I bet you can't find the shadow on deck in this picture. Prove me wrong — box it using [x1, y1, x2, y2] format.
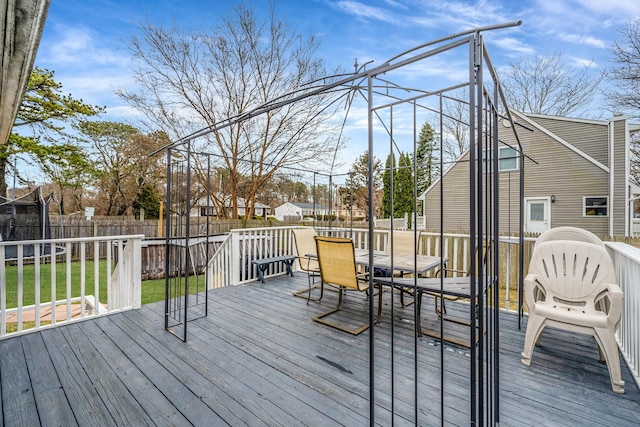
[1, 274, 638, 426]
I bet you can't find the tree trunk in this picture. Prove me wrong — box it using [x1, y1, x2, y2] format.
[0, 156, 7, 198]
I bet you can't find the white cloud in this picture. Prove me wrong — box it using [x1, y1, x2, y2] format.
[569, 56, 600, 68]
[40, 24, 130, 68]
[333, 1, 398, 24]
[60, 71, 133, 94]
[492, 37, 536, 55]
[576, 0, 640, 18]
[422, 0, 514, 31]
[103, 105, 146, 121]
[557, 32, 607, 49]
[381, 0, 409, 11]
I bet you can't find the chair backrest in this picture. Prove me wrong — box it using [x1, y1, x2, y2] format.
[314, 236, 365, 291]
[470, 240, 491, 276]
[529, 240, 616, 301]
[292, 227, 319, 271]
[534, 226, 604, 250]
[386, 230, 418, 256]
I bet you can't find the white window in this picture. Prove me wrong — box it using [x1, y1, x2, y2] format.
[483, 146, 519, 172]
[584, 196, 608, 217]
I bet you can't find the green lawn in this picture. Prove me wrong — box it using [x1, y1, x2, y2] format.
[2, 260, 203, 308]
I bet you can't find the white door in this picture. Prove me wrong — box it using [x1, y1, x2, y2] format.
[525, 198, 551, 234]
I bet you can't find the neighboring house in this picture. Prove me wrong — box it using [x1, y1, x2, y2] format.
[273, 202, 329, 221]
[193, 196, 271, 218]
[420, 111, 640, 237]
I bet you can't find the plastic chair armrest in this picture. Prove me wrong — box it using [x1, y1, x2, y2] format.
[524, 273, 544, 308]
[602, 283, 624, 325]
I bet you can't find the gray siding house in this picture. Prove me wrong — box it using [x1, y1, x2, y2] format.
[420, 111, 640, 237]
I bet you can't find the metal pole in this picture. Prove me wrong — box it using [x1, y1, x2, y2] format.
[367, 71, 376, 426]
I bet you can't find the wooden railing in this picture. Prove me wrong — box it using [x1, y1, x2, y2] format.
[0, 235, 144, 339]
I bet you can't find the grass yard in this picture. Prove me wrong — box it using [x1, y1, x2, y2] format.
[2, 260, 207, 309]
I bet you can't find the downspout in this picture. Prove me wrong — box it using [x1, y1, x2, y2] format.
[624, 118, 630, 237]
[609, 113, 630, 237]
[609, 118, 615, 237]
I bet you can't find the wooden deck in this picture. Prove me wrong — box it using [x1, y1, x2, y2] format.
[1, 274, 638, 426]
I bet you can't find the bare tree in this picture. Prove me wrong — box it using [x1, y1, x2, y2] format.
[119, 3, 342, 219]
[609, 17, 640, 118]
[501, 52, 604, 117]
[435, 53, 604, 169]
[609, 16, 640, 185]
[438, 91, 470, 164]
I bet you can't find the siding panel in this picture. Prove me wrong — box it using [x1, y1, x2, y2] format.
[528, 115, 609, 165]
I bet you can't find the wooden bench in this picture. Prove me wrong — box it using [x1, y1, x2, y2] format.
[252, 255, 296, 283]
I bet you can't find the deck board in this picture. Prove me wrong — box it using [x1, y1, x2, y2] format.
[0, 337, 40, 426]
[40, 327, 118, 426]
[1, 274, 638, 426]
[77, 319, 192, 426]
[92, 315, 226, 426]
[20, 333, 78, 427]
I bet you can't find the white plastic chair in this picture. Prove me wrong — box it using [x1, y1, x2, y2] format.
[532, 226, 605, 250]
[521, 234, 625, 393]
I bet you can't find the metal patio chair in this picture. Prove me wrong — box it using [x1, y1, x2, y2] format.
[292, 227, 322, 303]
[312, 236, 382, 335]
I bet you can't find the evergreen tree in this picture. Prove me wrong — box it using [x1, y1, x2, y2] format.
[6, 67, 103, 197]
[382, 153, 395, 217]
[133, 184, 161, 219]
[381, 151, 414, 225]
[395, 152, 414, 221]
[345, 151, 383, 221]
[416, 122, 439, 196]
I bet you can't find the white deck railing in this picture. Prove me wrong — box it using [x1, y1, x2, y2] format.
[0, 235, 143, 339]
[375, 213, 408, 230]
[605, 242, 640, 389]
[206, 226, 390, 287]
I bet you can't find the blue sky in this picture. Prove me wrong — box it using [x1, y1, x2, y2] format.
[32, 0, 640, 175]
[36, 0, 640, 118]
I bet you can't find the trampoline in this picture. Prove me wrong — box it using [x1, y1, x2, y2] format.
[0, 187, 64, 260]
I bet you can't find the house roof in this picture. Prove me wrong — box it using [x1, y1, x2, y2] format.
[284, 202, 328, 210]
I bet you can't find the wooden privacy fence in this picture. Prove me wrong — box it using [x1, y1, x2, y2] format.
[49, 216, 373, 240]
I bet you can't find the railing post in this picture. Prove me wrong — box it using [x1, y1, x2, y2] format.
[230, 230, 240, 286]
[131, 236, 142, 309]
[0, 246, 5, 337]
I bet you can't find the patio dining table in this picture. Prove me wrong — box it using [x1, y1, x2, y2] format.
[352, 249, 446, 275]
[305, 249, 446, 276]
